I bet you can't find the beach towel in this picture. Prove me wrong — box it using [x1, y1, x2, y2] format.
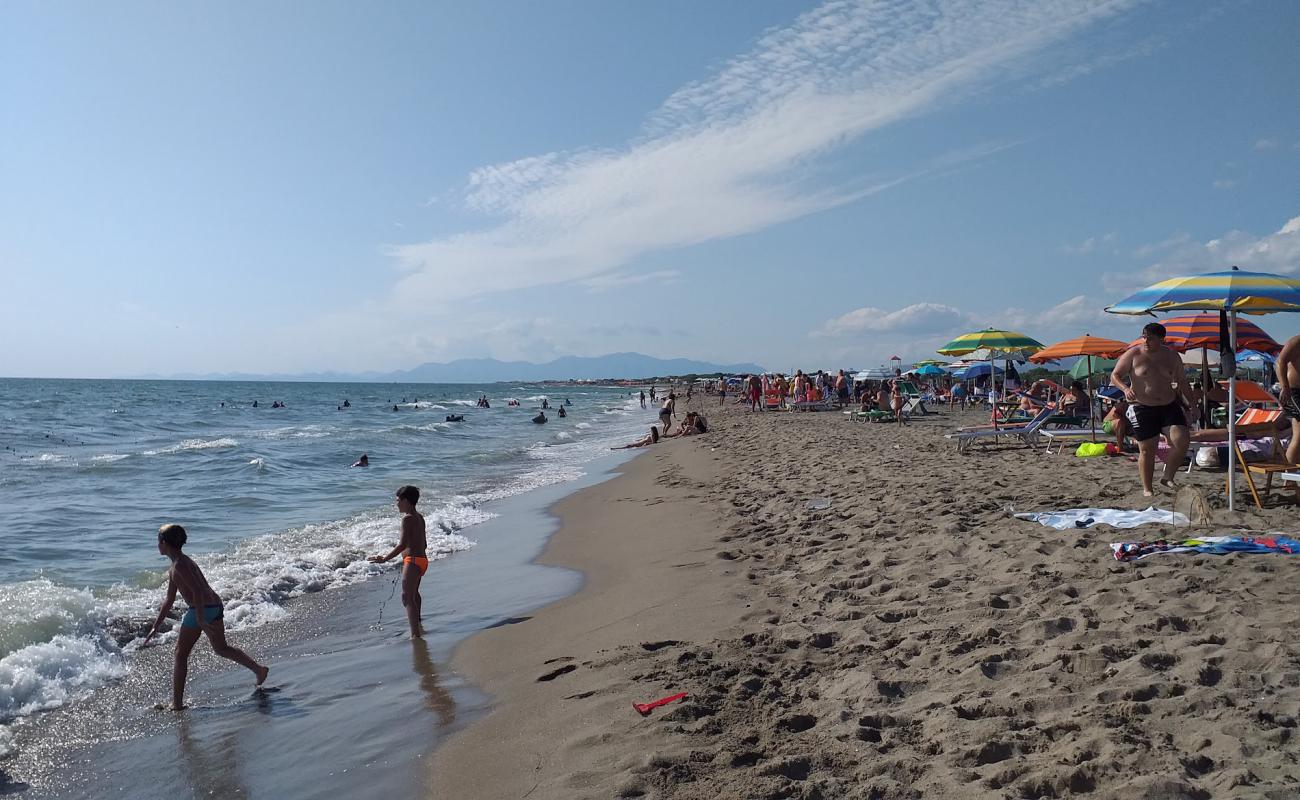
[1014, 507, 1189, 530]
[1111, 534, 1300, 562]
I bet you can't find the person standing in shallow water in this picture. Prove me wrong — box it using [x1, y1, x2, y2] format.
[369, 485, 428, 639]
[143, 524, 269, 709]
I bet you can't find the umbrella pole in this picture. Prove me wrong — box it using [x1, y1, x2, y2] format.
[991, 353, 998, 430]
[1227, 312, 1238, 512]
[1201, 347, 1211, 428]
[1088, 355, 1096, 442]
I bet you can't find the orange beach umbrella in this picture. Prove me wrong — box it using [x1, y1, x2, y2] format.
[1029, 335, 1130, 442]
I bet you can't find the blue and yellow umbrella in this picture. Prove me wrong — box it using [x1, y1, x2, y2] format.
[1105, 266, 1300, 510]
[1105, 267, 1300, 315]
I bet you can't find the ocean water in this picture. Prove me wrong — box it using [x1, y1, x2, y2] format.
[0, 378, 655, 754]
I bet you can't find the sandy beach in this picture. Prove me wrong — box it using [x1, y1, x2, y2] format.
[432, 398, 1300, 799]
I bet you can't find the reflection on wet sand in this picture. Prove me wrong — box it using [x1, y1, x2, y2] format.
[411, 641, 456, 726]
[177, 715, 249, 799]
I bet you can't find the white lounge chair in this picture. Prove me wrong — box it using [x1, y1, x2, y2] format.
[946, 406, 1055, 453]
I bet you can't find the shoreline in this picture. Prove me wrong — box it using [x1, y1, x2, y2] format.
[429, 421, 749, 798]
[0, 446, 644, 799]
[428, 401, 1300, 799]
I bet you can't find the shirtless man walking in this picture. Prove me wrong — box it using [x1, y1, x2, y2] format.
[1273, 333, 1300, 463]
[1110, 322, 1193, 497]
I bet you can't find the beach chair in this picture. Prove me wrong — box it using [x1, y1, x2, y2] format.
[896, 381, 933, 416]
[946, 406, 1056, 453]
[1230, 442, 1300, 509]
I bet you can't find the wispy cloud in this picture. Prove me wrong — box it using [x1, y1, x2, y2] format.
[389, 0, 1148, 305]
[1254, 137, 1280, 151]
[1103, 214, 1300, 294]
[1212, 178, 1237, 190]
[1062, 232, 1116, 255]
[578, 269, 681, 291]
[814, 302, 969, 337]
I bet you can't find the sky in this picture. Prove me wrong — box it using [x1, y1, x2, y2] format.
[3, 0, 1299, 378]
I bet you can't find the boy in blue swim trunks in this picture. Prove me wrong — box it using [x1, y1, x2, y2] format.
[143, 524, 269, 709]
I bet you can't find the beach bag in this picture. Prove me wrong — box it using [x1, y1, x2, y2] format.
[1195, 446, 1220, 468]
[1075, 442, 1107, 458]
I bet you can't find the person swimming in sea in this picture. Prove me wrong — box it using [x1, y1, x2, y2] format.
[393, 404, 400, 412]
[143, 524, 269, 709]
[368, 485, 428, 639]
[557, 406, 566, 418]
[446, 414, 464, 422]
[352, 453, 369, 467]
[541, 399, 549, 410]
[533, 411, 547, 424]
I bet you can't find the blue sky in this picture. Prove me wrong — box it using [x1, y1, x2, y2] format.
[3, 0, 1299, 378]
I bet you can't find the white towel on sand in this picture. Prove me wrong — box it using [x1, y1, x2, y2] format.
[1014, 506, 1189, 530]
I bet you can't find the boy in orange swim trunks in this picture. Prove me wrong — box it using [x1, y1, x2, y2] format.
[369, 485, 428, 638]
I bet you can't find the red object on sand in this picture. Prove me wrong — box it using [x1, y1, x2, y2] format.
[634, 692, 687, 716]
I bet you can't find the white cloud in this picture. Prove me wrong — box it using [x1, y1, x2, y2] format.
[1254, 138, 1280, 151]
[1103, 214, 1300, 295]
[388, 0, 1147, 305]
[1212, 179, 1237, 190]
[579, 269, 682, 291]
[1062, 232, 1116, 255]
[815, 302, 968, 337]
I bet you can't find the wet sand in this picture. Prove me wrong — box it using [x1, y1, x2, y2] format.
[0, 453, 636, 800]
[431, 399, 1300, 799]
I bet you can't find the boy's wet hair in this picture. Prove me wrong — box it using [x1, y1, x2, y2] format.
[158, 523, 187, 549]
[396, 485, 420, 505]
[1142, 322, 1166, 338]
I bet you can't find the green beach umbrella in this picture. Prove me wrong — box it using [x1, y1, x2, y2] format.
[1069, 357, 1117, 380]
[938, 329, 1045, 427]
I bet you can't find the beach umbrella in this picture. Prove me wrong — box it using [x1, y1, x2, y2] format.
[1028, 335, 1130, 441]
[938, 329, 1045, 427]
[911, 359, 949, 368]
[1124, 313, 1281, 428]
[914, 364, 947, 376]
[1105, 266, 1300, 510]
[1068, 357, 1117, 379]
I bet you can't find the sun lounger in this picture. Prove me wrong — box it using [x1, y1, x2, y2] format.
[946, 406, 1056, 453]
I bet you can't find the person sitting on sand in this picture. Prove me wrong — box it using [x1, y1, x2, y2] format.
[876, 383, 890, 413]
[668, 412, 708, 437]
[368, 486, 428, 639]
[614, 426, 660, 449]
[352, 453, 369, 467]
[143, 524, 269, 709]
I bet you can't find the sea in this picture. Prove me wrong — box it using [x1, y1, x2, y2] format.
[0, 378, 658, 782]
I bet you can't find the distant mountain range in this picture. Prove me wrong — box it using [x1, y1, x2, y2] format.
[133, 353, 765, 383]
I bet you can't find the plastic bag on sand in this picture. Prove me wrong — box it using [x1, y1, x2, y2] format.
[1075, 442, 1108, 457]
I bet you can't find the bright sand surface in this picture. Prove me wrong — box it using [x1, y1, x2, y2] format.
[430, 398, 1300, 799]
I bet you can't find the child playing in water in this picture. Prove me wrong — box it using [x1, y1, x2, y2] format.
[143, 524, 269, 709]
[369, 485, 428, 639]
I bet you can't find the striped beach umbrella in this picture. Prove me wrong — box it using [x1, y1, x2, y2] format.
[1105, 266, 1300, 510]
[1028, 335, 1130, 441]
[1105, 267, 1300, 315]
[1123, 313, 1280, 354]
[937, 329, 1044, 357]
[938, 329, 1044, 427]
[1028, 335, 1130, 363]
